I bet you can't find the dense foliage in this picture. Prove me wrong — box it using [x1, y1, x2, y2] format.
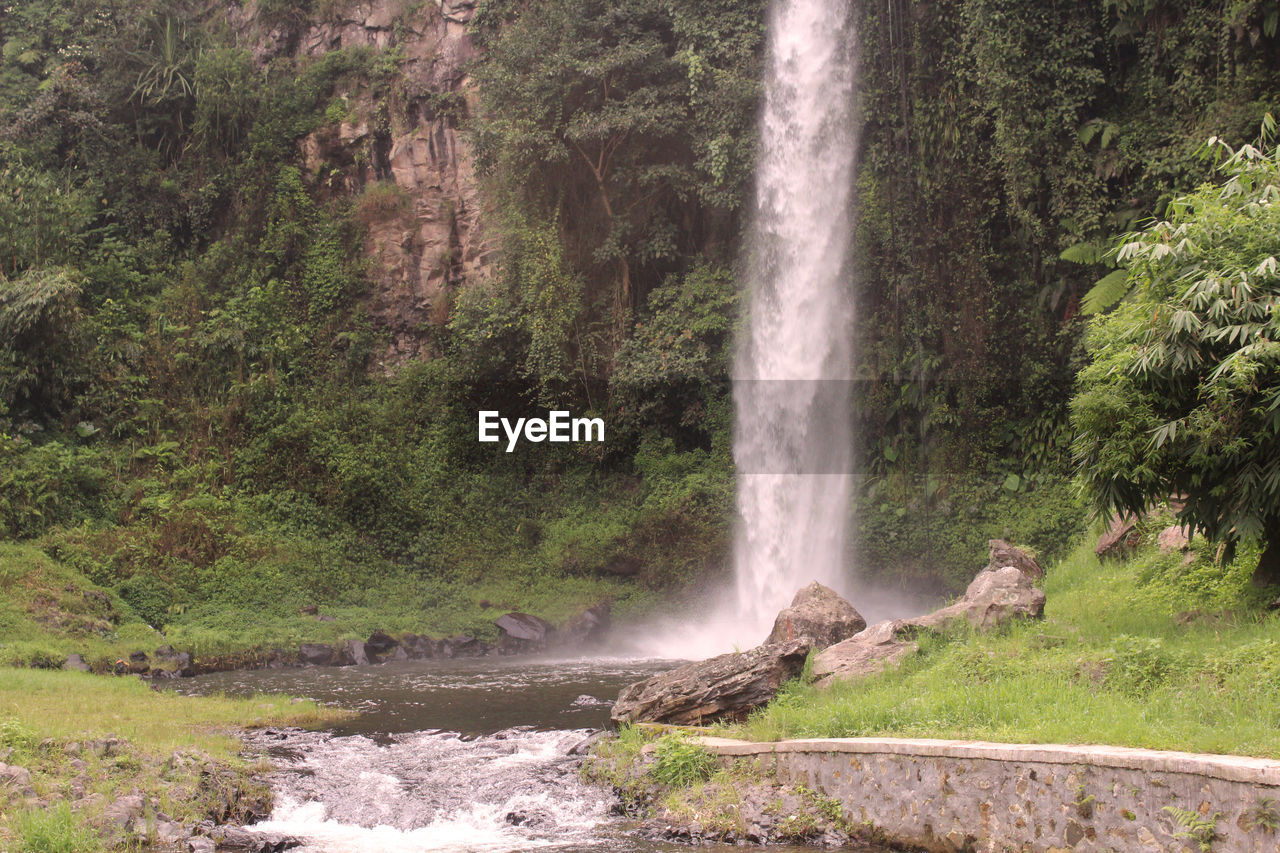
[1073, 134, 1280, 583]
[1, 0, 1278, 652]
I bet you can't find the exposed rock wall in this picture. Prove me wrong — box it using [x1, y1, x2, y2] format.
[231, 0, 495, 365]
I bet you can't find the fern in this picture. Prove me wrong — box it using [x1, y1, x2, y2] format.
[1081, 269, 1131, 314]
[1163, 805, 1220, 852]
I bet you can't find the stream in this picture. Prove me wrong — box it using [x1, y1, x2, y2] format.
[171, 657, 879, 853]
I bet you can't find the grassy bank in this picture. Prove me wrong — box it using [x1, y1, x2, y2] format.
[726, 524, 1280, 758]
[0, 539, 642, 670]
[0, 668, 345, 851]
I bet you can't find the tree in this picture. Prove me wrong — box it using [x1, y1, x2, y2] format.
[1071, 130, 1280, 585]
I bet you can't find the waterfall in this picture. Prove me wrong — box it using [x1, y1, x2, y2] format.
[732, 0, 859, 635]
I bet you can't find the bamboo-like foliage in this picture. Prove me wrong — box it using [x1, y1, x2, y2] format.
[1072, 128, 1280, 582]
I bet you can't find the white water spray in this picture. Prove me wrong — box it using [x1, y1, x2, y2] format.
[731, 0, 859, 636]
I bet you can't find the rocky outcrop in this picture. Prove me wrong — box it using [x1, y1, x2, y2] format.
[764, 581, 865, 649]
[811, 620, 919, 687]
[63, 653, 90, 672]
[987, 539, 1044, 580]
[228, 0, 495, 366]
[611, 640, 812, 726]
[910, 566, 1046, 632]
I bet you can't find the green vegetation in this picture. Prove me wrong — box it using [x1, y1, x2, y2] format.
[650, 733, 717, 787]
[0, 667, 344, 849]
[1073, 132, 1280, 584]
[728, 528, 1280, 757]
[583, 726, 860, 844]
[11, 803, 103, 853]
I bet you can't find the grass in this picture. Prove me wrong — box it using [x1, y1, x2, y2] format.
[0, 667, 347, 849]
[11, 803, 103, 853]
[726, 523, 1280, 758]
[0, 668, 340, 756]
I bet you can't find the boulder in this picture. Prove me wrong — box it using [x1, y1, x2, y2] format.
[203, 826, 300, 852]
[494, 612, 553, 643]
[443, 635, 490, 658]
[910, 566, 1046, 632]
[298, 644, 335, 666]
[1157, 525, 1191, 553]
[764, 582, 865, 649]
[365, 631, 399, 656]
[560, 602, 611, 646]
[1096, 513, 1140, 559]
[811, 620, 919, 687]
[347, 640, 372, 666]
[401, 634, 441, 659]
[987, 539, 1044, 580]
[63, 653, 91, 672]
[611, 639, 813, 725]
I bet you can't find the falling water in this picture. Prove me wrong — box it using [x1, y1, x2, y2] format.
[732, 0, 859, 635]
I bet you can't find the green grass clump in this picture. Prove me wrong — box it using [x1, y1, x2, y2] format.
[12, 803, 104, 853]
[730, 532, 1280, 757]
[651, 734, 717, 787]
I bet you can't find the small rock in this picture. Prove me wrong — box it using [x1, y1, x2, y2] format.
[495, 612, 553, 644]
[347, 640, 372, 666]
[988, 539, 1045, 579]
[612, 639, 812, 725]
[63, 653, 91, 672]
[104, 793, 145, 828]
[0, 763, 32, 789]
[187, 838, 216, 853]
[1096, 513, 1140, 559]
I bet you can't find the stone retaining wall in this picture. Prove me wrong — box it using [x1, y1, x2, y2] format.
[695, 736, 1280, 852]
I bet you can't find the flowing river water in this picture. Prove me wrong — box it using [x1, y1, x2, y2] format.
[172, 657, 886, 853]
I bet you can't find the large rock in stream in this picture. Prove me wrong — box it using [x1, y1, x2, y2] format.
[611, 640, 812, 725]
[764, 581, 865, 649]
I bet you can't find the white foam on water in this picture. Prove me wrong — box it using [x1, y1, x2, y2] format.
[242, 728, 617, 853]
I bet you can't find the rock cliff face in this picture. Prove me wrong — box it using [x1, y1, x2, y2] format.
[232, 0, 494, 365]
